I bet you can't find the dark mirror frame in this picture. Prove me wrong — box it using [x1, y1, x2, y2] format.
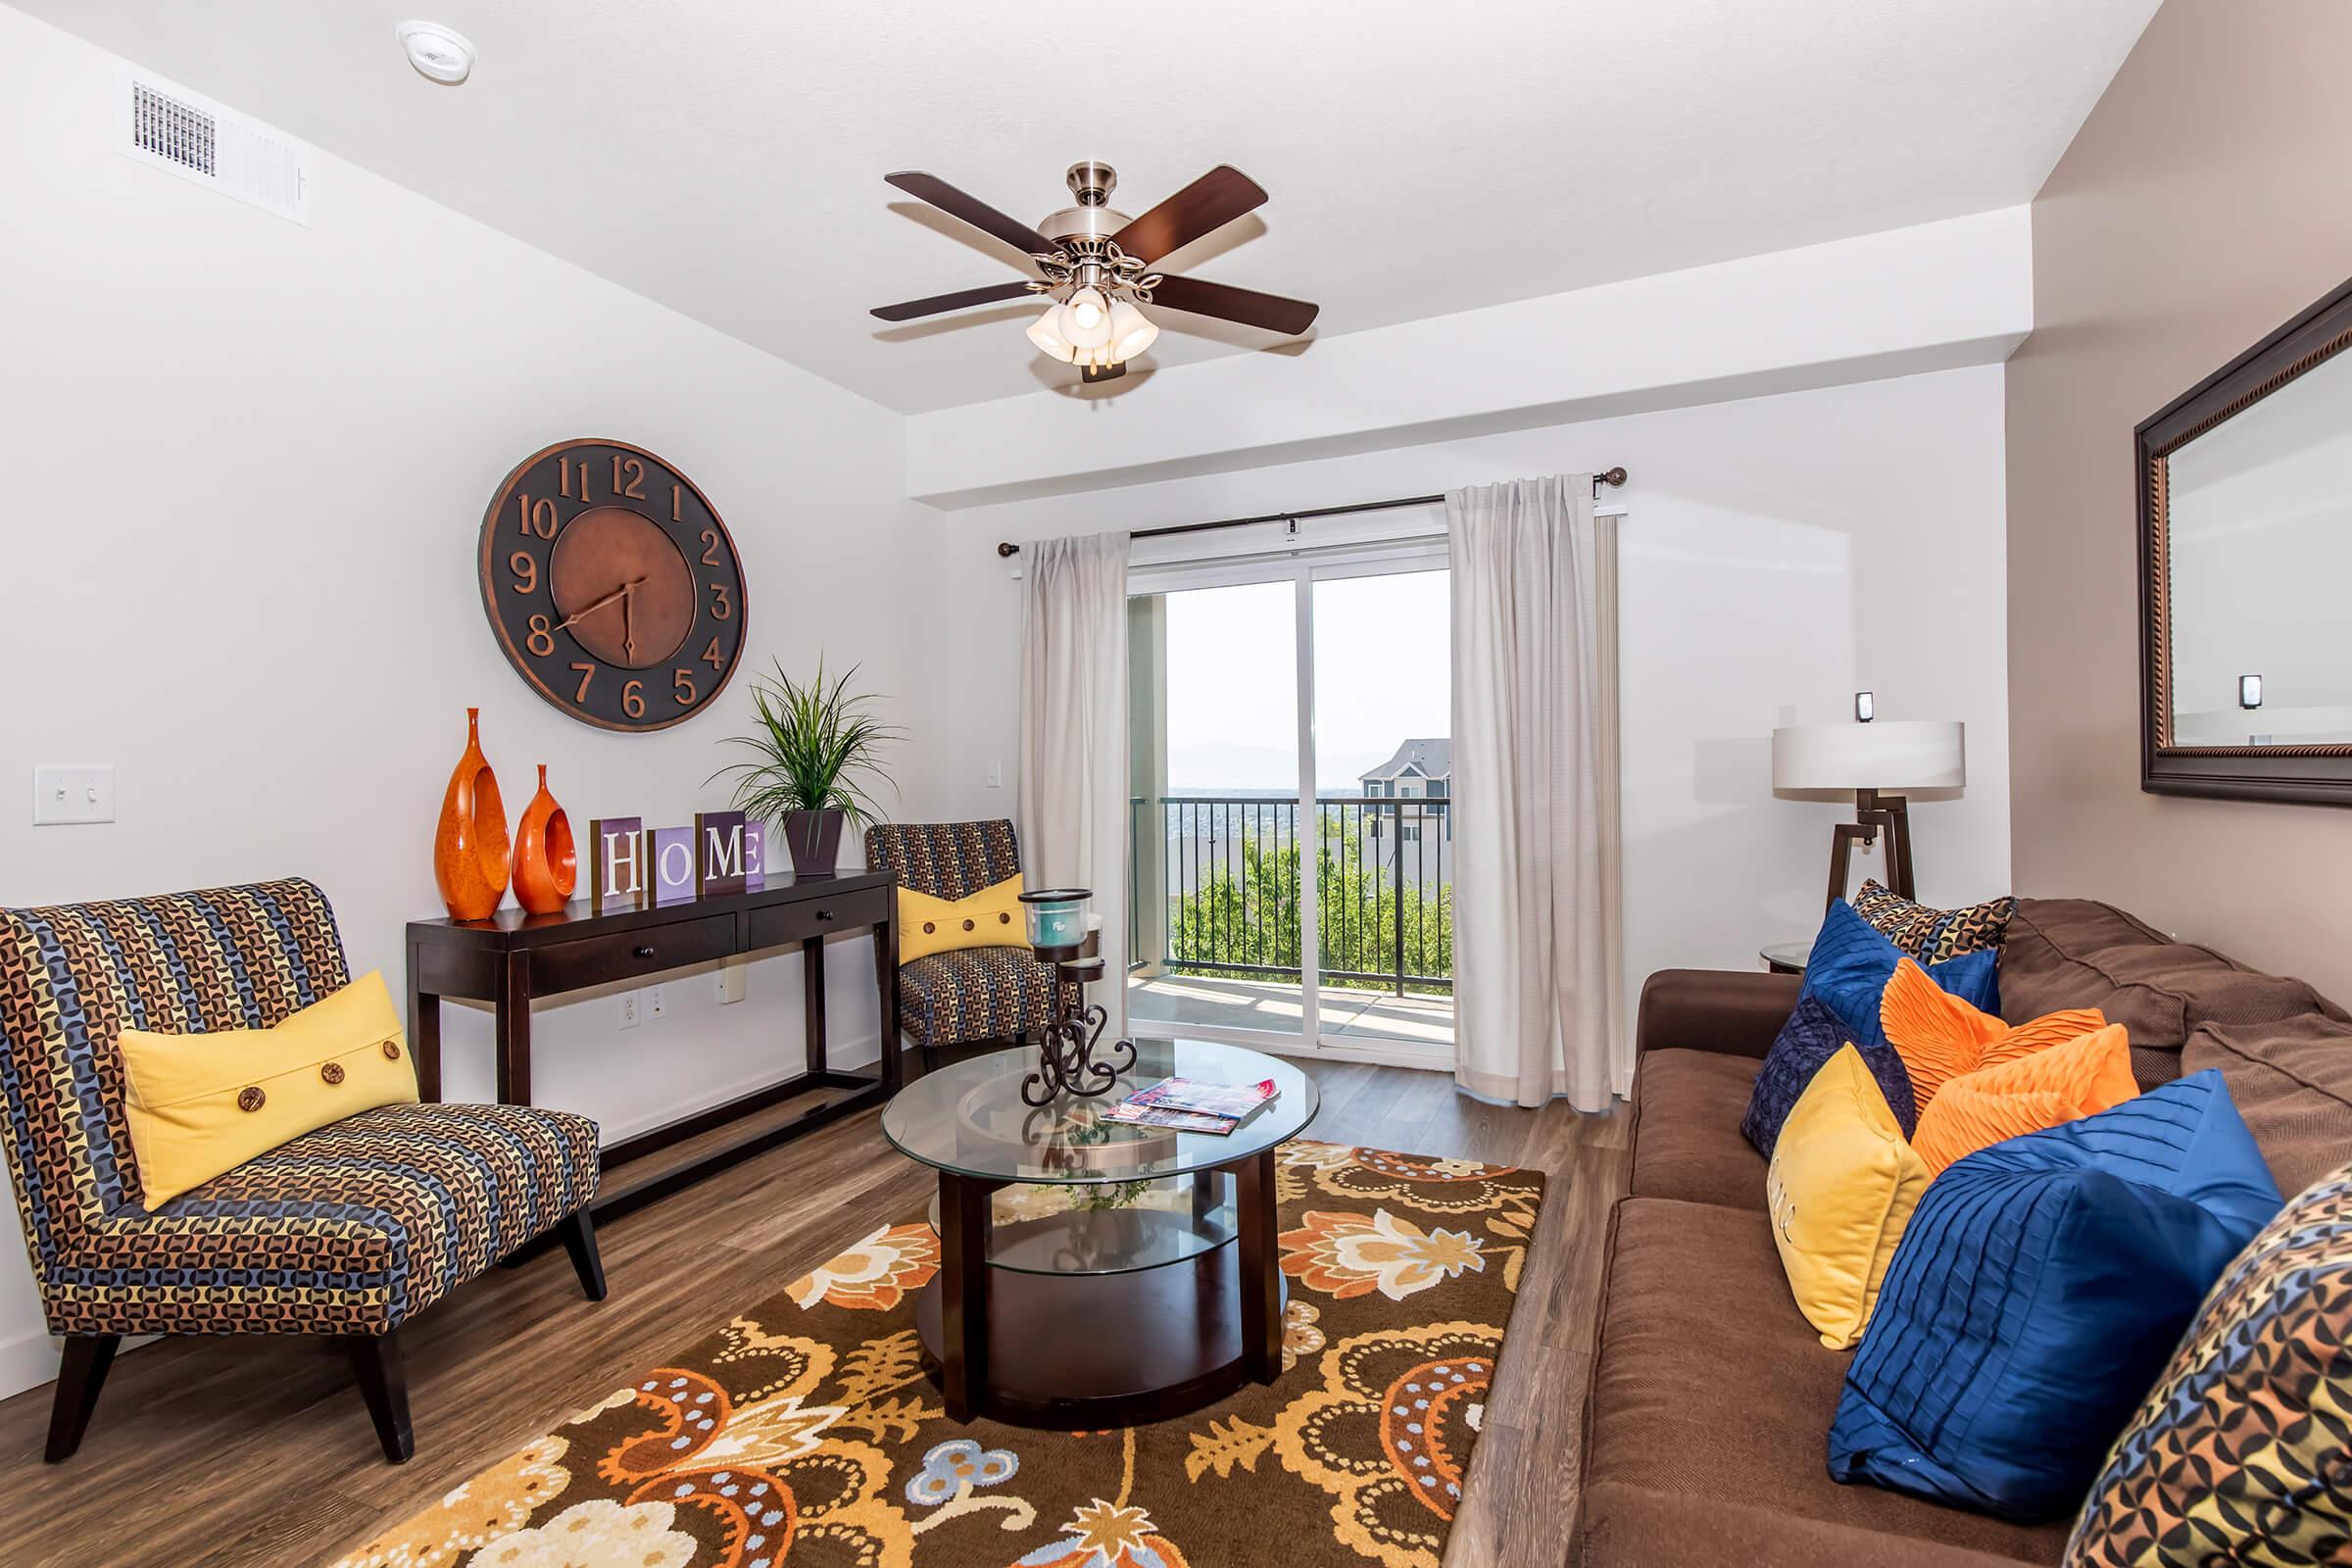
[2138, 272, 2352, 807]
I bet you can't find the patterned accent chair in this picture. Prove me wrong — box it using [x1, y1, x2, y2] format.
[0, 879, 607, 1464]
[864, 820, 1059, 1071]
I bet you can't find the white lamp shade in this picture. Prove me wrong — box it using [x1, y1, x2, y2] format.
[1025, 306, 1077, 363]
[1107, 298, 1158, 360]
[1772, 720, 1965, 791]
[1061, 287, 1112, 349]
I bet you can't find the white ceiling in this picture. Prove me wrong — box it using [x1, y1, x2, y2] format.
[19, 0, 2158, 414]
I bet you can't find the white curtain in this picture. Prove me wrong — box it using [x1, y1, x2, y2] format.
[1447, 476, 1626, 1110]
[1016, 531, 1133, 1037]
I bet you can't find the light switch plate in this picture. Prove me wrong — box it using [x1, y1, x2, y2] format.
[986, 760, 1004, 789]
[32, 765, 115, 825]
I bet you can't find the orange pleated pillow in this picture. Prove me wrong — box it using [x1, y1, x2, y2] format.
[1909, 1023, 2139, 1175]
[1878, 957, 2109, 1111]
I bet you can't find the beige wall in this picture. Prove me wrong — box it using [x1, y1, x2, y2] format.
[2007, 0, 2352, 1000]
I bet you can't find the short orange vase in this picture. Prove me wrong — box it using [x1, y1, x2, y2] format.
[513, 764, 577, 914]
[433, 708, 511, 921]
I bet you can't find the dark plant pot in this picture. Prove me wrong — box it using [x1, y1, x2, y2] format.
[782, 809, 845, 876]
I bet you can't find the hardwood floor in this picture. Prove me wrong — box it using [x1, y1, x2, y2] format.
[0, 1058, 1630, 1567]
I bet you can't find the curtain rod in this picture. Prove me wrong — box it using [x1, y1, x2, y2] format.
[993, 466, 1628, 558]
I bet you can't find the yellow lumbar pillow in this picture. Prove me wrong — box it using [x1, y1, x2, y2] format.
[898, 873, 1026, 963]
[119, 970, 419, 1208]
[1765, 1043, 1931, 1349]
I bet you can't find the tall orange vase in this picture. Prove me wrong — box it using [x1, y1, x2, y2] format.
[512, 764, 577, 914]
[433, 708, 511, 920]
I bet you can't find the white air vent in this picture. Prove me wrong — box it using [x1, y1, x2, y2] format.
[113, 64, 310, 225]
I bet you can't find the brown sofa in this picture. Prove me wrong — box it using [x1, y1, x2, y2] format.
[1573, 898, 2352, 1567]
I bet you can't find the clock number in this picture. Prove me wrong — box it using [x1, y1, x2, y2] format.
[508, 551, 538, 595]
[515, 494, 558, 539]
[671, 484, 684, 523]
[622, 680, 647, 720]
[612, 455, 647, 499]
[559, 458, 573, 499]
[569, 662, 595, 704]
[709, 582, 732, 620]
[700, 528, 721, 566]
[701, 637, 725, 671]
[525, 614, 556, 657]
[672, 668, 697, 706]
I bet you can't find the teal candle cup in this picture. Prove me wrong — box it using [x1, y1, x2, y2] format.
[1018, 888, 1092, 957]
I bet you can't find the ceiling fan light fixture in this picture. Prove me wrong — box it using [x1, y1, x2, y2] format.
[1061, 286, 1113, 349]
[1107, 299, 1158, 360]
[1025, 304, 1077, 363]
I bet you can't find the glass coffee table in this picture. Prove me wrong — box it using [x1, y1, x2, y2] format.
[881, 1038, 1318, 1428]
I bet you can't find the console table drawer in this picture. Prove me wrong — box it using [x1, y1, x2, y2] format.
[531, 914, 738, 992]
[748, 887, 890, 950]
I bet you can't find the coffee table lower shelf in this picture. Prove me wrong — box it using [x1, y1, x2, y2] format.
[913, 1247, 1287, 1429]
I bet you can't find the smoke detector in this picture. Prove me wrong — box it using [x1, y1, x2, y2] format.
[396, 21, 475, 84]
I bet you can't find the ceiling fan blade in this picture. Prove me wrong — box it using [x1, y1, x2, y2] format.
[1111, 166, 1268, 265]
[869, 281, 1036, 322]
[884, 172, 1060, 259]
[1147, 274, 1319, 335]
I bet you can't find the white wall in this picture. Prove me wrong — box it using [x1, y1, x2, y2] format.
[0, 8, 945, 1397]
[935, 365, 2014, 1051]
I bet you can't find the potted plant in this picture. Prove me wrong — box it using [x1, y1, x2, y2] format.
[710, 660, 900, 876]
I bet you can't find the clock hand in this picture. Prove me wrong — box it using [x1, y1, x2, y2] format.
[622, 579, 637, 661]
[552, 577, 645, 634]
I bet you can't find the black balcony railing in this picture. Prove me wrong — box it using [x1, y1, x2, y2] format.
[1127, 794, 1453, 996]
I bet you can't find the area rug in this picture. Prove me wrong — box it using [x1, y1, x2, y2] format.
[331, 1140, 1544, 1568]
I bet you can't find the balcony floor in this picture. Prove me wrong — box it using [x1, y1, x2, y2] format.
[1128, 971, 1455, 1050]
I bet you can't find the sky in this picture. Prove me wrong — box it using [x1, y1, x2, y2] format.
[1157, 568, 1449, 791]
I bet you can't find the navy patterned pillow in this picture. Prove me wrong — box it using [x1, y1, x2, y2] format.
[1741, 993, 1919, 1157]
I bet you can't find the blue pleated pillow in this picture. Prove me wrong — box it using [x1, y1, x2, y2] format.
[1803, 898, 1999, 1058]
[1741, 993, 1918, 1156]
[1828, 1070, 2281, 1522]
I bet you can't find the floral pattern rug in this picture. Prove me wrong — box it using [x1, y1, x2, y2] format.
[331, 1140, 1544, 1568]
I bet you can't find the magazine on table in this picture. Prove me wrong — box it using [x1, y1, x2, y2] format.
[1102, 1077, 1279, 1136]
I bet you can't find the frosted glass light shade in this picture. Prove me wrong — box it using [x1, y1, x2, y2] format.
[1061, 286, 1112, 349]
[1773, 720, 1965, 791]
[1107, 299, 1158, 360]
[1025, 305, 1077, 363]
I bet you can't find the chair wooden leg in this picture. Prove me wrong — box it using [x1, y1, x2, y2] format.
[44, 1334, 120, 1463]
[557, 1208, 608, 1301]
[346, 1330, 414, 1464]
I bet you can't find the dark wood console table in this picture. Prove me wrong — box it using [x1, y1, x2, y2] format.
[405, 870, 899, 1220]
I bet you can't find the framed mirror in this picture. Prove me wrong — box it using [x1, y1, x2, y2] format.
[2140, 274, 2352, 806]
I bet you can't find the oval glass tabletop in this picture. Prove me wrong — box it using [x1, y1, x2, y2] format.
[881, 1039, 1318, 1187]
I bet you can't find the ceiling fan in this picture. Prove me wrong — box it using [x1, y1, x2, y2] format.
[870, 161, 1320, 384]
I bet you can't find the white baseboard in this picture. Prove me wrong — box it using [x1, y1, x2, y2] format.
[1130, 1019, 1451, 1073]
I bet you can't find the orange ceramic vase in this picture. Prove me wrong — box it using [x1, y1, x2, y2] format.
[512, 764, 577, 914]
[433, 708, 511, 920]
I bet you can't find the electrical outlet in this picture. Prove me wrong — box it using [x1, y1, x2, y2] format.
[986, 760, 1004, 789]
[647, 984, 667, 1020]
[718, 960, 746, 1004]
[618, 991, 641, 1030]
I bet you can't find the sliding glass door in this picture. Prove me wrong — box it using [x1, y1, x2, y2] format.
[1127, 543, 1452, 1066]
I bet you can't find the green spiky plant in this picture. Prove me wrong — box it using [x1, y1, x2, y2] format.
[708, 660, 901, 837]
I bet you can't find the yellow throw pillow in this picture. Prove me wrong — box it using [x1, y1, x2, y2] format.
[119, 970, 419, 1207]
[1766, 1044, 1931, 1349]
[898, 873, 1026, 962]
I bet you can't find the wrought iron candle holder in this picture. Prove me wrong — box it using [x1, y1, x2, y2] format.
[1016, 888, 1137, 1106]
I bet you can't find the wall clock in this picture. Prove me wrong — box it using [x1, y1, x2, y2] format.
[478, 439, 747, 732]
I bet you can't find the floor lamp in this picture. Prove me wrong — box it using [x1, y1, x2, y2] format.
[1773, 703, 1965, 913]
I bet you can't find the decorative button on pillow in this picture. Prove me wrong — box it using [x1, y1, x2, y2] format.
[1909, 1021, 2138, 1176]
[1803, 899, 2000, 1069]
[898, 873, 1026, 962]
[1829, 1071, 2280, 1523]
[2065, 1157, 2352, 1567]
[118, 970, 419, 1208]
[1742, 993, 1918, 1158]
[1851, 878, 2017, 964]
[1765, 1044, 1930, 1349]
[1877, 956, 2109, 1111]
